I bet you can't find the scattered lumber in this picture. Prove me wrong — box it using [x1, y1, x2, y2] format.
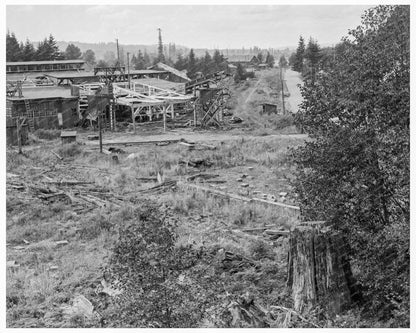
[100, 139, 182, 146]
[186, 173, 220, 181]
[270, 305, 321, 328]
[52, 151, 63, 160]
[139, 180, 177, 194]
[179, 158, 213, 168]
[252, 198, 300, 210]
[136, 177, 158, 182]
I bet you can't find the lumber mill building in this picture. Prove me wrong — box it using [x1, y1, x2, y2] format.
[6, 59, 232, 146]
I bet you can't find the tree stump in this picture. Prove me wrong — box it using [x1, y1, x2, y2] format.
[286, 224, 354, 316]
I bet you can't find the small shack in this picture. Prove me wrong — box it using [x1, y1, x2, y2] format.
[61, 131, 77, 144]
[261, 103, 279, 115]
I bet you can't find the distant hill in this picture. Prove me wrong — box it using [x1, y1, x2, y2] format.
[55, 41, 190, 61]
[54, 40, 296, 62]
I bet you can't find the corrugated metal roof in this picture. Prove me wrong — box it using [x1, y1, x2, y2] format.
[6, 60, 85, 66]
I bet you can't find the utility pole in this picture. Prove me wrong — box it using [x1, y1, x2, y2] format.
[127, 52, 131, 89]
[280, 66, 286, 115]
[16, 117, 22, 154]
[116, 38, 120, 65]
[98, 109, 103, 153]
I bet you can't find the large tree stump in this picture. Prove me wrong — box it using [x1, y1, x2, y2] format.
[286, 224, 354, 316]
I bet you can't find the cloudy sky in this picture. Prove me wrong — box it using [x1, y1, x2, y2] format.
[6, 4, 372, 49]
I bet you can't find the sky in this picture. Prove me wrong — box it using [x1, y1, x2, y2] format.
[6, 4, 373, 49]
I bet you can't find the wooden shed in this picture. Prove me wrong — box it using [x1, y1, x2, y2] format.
[61, 131, 77, 144]
[261, 103, 279, 115]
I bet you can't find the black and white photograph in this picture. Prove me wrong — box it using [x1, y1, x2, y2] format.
[3, 1, 411, 330]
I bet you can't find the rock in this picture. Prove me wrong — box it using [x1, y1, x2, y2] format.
[241, 174, 248, 179]
[100, 280, 122, 297]
[126, 153, 137, 160]
[12, 246, 26, 250]
[23, 239, 30, 244]
[279, 192, 288, 197]
[248, 167, 254, 171]
[61, 295, 94, 320]
[56, 240, 69, 246]
[237, 178, 243, 182]
[241, 183, 249, 188]
[7, 260, 20, 268]
[49, 266, 59, 271]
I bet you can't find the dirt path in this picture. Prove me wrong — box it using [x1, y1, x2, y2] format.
[284, 69, 303, 113]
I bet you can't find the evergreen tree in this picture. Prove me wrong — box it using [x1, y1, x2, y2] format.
[6, 31, 21, 61]
[187, 49, 197, 78]
[202, 51, 213, 74]
[304, 37, 322, 81]
[48, 34, 64, 60]
[257, 52, 263, 63]
[265, 52, 275, 67]
[21, 39, 36, 61]
[293, 35, 305, 72]
[174, 53, 187, 71]
[143, 50, 151, 68]
[278, 55, 288, 68]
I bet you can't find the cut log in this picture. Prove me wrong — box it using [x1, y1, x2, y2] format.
[286, 225, 354, 316]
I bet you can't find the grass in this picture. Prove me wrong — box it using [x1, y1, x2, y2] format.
[6, 119, 305, 327]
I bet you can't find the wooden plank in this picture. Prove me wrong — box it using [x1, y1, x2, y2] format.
[99, 139, 183, 146]
[252, 197, 300, 210]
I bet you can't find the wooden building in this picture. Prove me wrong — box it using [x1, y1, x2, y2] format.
[6, 60, 85, 74]
[6, 87, 79, 131]
[225, 55, 260, 68]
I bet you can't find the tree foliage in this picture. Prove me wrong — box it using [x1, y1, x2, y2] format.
[292, 35, 305, 72]
[292, 5, 409, 325]
[107, 202, 218, 328]
[65, 43, 82, 59]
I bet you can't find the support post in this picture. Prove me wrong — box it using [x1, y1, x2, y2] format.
[127, 52, 131, 90]
[98, 110, 103, 153]
[280, 67, 286, 115]
[132, 105, 136, 133]
[163, 105, 167, 132]
[16, 117, 22, 154]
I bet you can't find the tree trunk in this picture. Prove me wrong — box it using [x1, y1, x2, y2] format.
[286, 225, 354, 316]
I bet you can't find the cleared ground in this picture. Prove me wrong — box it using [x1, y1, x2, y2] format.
[6, 70, 307, 328]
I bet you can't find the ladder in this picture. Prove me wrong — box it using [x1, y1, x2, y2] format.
[24, 99, 34, 131]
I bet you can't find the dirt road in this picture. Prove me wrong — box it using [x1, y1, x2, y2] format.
[284, 69, 303, 113]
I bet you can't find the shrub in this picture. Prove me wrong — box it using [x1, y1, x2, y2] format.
[56, 143, 82, 158]
[106, 202, 215, 327]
